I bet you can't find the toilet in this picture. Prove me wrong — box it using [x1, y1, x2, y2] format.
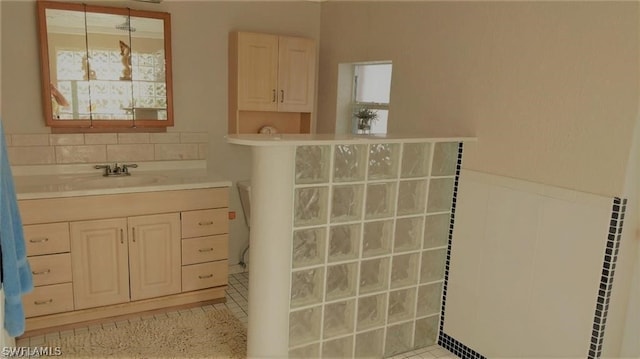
[237, 180, 251, 227]
[237, 181, 251, 268]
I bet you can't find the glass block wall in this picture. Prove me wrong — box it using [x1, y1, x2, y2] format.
[288, 141, 460, 358]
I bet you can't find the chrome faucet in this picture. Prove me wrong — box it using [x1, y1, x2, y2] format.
[94, 163, 138, 176]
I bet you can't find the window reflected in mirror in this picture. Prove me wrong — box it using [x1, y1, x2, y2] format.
[38, 1, 173, 131]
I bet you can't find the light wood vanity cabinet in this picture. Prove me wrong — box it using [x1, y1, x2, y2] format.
[18, 187, 229, 333]
[22, 223, 74, 318]
[229, 31, 316, 134]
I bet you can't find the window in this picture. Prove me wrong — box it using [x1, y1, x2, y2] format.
[353, 63, 392, 134]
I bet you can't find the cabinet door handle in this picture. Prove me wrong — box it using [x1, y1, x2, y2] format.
[198, 274, 213, 279]
[280, 90, 284, 103]
[132, 227, 136, 243]
[32, 269, 51, 275]
[29, 237, 49, 243]
[34, 299, 53, 305]
[198, 221, 214, 226]
[272, 89, 276, 102]
[198, 248, 214, 253]
[120, 229, 124, 244]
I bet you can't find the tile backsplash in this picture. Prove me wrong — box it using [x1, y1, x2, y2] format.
[5, 132, 208, 165]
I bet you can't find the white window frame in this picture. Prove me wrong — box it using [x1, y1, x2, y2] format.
[351, 62, 392, 134]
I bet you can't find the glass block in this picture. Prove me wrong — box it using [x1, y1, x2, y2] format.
[397, 180, 427, 215]
[424, 214, 450, 249]
[387, 287, 416, 324]
[334, 144, 367, 182]
[290, 268, 325, 308]
[384, 321, 413, 357]
[365, 182, 396, 219]
[292, 228, 326, 268]
[359, 257, 390, 295]
[394, 217, 424, 253]
[362, 220, 393, 257]
[289, 306, 322, 347]
[294, 186, 329, 227]
[289, 343, 319, 358]
[391, 253, 420, 289]
[357, 293, 387, 331]
[432, 142, 459, 176]
[420, 249, 447, 283]
[401, 142, 431, 178]
[326, 262, 358, 301]
[323, 299, 356, 339]
[417, 282, 443, 317]
[414, 316, 439, 348]
[328, 224, 361, 262]
[295, 145, 330, 184]
[368, 143, 400, 180]
[355, 329, 384, 358]
[331, 185, 364, 222]
[322, 335, 353, 358]
[426, 178, 455, 213]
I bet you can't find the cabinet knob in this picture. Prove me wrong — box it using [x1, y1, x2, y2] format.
[272, 89, 276, 103]
[198, 274, 213, 279]
[29, 237, 49, 243]
[280, 90, 284, 103]
[198, 248, 214, 253]
[198, 221, 214, 226]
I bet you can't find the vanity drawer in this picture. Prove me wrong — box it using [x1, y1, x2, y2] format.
[182, 260, 228, 292]
[181, 209, 228, 238]
[23, 283, 74, 318]
[182, 235, 228, 265]
[24, 222, 70, 256]
[28, 253, 72, 287]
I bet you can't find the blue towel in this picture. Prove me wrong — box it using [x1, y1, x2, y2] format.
[0, 120, 33, 337]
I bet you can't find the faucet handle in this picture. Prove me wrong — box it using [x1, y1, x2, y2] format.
[122, 163, 138, 174]
[94, 164, 112, 176]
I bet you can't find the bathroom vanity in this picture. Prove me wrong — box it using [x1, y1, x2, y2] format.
[13, 164, 231, 334]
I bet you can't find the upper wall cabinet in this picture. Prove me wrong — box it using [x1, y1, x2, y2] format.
[228, 31, 316, 134]
[37, 1, 173, 132]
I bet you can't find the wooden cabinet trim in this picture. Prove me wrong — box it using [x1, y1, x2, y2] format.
[19, 188, 228, 225]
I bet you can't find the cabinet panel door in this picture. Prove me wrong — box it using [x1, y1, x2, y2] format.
[70, 218, 129, 310]
[277, 36, 316, 113]
[128, 213, 181, 301]
[237, 32, 279, 111]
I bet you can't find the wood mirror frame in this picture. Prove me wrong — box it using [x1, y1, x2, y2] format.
[37, 1, 173, 132]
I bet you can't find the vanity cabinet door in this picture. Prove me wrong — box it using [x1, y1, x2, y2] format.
[70, 218, 130, 310]
[128, 213, 181, 301]
[236, 32, 279, 112]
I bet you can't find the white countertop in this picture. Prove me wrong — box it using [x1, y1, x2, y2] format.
[13, 161, 232, 200]
[227, 133, 477, 146]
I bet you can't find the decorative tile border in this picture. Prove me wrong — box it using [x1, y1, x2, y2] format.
[588, 197, 627, 359]
[437, 143, 486, 359]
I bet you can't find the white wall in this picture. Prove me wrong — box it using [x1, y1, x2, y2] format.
[447, 170, 613, 357]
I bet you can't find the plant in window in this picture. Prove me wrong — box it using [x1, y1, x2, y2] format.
[354, 107, 378, 133]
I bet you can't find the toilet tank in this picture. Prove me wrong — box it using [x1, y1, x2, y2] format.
[237, 180, 251, 227]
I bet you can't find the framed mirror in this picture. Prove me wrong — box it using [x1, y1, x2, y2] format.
[37, 1, 173, 132]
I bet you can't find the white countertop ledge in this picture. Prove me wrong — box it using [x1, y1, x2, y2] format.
[227, 133, 477, 146]
[14, 169, 232, 200]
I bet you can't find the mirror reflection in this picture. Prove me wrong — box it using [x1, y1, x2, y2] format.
[39, 2, 173, 129]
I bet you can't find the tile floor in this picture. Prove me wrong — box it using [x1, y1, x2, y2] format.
[17, 271, 457, 359]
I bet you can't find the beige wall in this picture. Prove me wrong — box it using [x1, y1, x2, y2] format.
[318, 1, 639, 198]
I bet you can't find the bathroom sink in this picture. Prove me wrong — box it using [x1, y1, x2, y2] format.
[73, 174, 167, 189]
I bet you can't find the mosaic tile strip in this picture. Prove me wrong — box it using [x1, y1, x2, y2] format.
[440, 333, 486, 359]
[587, 197, 627, 359]
[437, 143, 486, 359]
